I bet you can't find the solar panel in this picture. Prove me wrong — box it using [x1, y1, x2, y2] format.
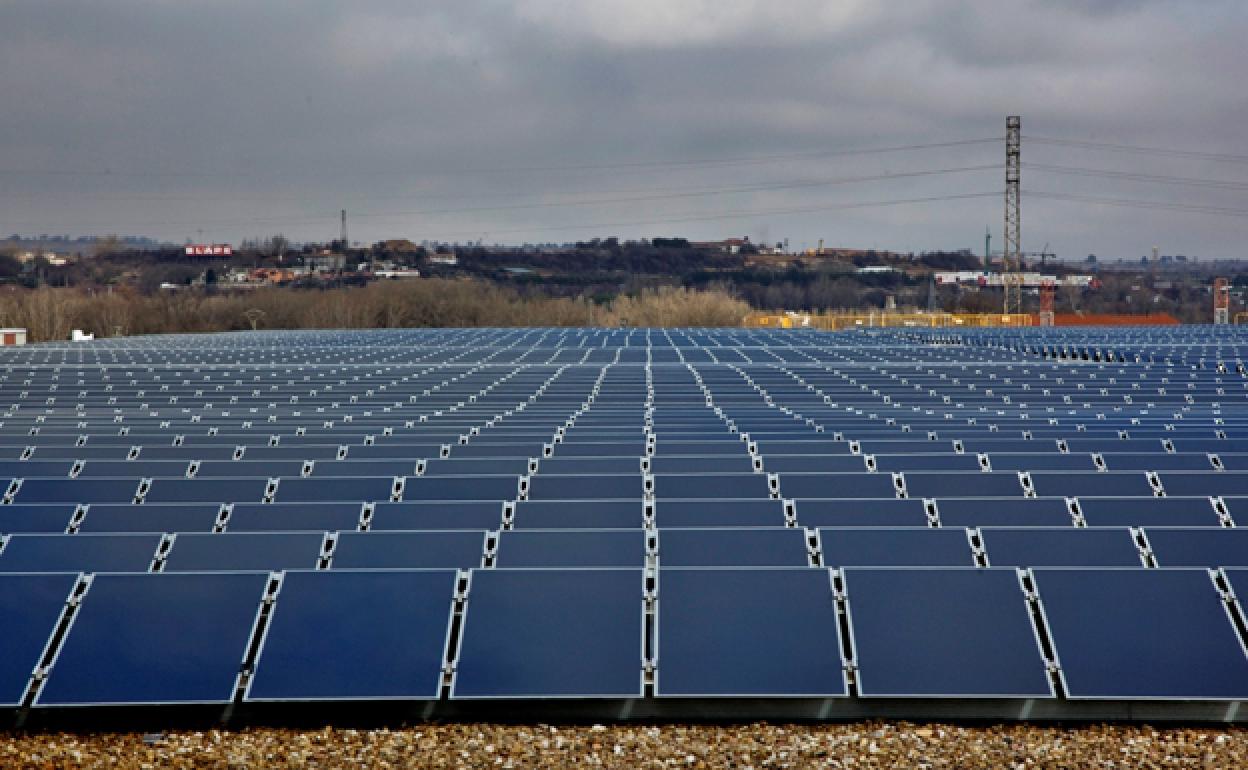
[1144, 528, 1248, 567]
[402, 475, 520, 502]
[163, 532, 325, 572]
[659, 528, 810, 567]
[77, 503, 221, 534]
[526, 474, 641, 501]
[246, 569, 457, 701]
[1033, 568, 1248, 699]
[934, 498, 1075, 528]
[452, 568, 643, 698]
[0, 573, 77, 706]
[144, 478, 269, 505]
[494, 530, 645, 568]
[510, 500, 642, 529]
[273, 477, 396, 504]
[818, 528, 975, 567]
[0, 504, 77, 534]
[843, 567, 1052, 697]
[792, 499, 929, 528]
[653, 474, 773, 500]
[225, 502, 362, 532]
[980, 527, 1143, 567]
[331, 531, 486, 569]
[368, 501, 504, 531]
[0, 533, 160, 573]
[902, 473, 1023, 499]
[37, 572, 268, 706]
[13, 479, 141, 505]
[779, 473, 898, 500]
[655, 568, 846, 697]
[1078, 497, 1222, 527]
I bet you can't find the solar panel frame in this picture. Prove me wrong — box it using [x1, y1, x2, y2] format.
[450, 568, 646, 699]
[654, 567, 848, 698]
[35, 571, 270, 707]
[244, 569, 458, 702]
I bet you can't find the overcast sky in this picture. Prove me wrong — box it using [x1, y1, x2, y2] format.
[2, 0, 1247, 259]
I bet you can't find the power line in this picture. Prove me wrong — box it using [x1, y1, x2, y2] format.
[2, 166, 998, 230]
[350, 165, 998, 220]
[0, 138, 999, 180]
[1025, 136, 1248, 164]
[2, 192, 1001, 238]
[1027, 190, 1248, 218]
[1027, 163, 1248, 191]
[425, 192, 1001, 239]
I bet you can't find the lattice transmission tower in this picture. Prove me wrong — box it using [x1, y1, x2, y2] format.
[1003, 116, 1022, 316]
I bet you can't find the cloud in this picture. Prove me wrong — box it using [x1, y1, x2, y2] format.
[0, 0, 1246, 258]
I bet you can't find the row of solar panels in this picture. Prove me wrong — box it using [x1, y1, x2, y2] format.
[2, 495, 1242, 534]
[4, 450, 1248, 476]
[6, 565, 1248, 707]
[9, 469, 1248, 504]
[6, 526, 1248, 571]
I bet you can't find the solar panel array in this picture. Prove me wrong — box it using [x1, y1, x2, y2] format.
[5, 326, 1248, 722]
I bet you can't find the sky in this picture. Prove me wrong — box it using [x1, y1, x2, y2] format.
[2, 0, 1247, 259]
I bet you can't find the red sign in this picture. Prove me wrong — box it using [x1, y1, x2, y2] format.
[185, 244, 233, 256]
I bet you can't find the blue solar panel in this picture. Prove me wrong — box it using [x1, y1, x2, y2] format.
[37, 572, 268, 706]
[844, 568, 1051, 697]
[1034, 568, 1248, 699]
[144, 478, 269, 505]
[819, 528, 974, 567]
[0, 533, 160, 573]
[225, 502, 362, 532]
[1078, 497, 1222, 527]
[163, 533, 324, 572]
[1029, 472, 1154, 498]
[1160, 472, 1248, 497]
[1144, 528, 1248, 567]
[526, 474, 641, 501]
[655, 568, 846, 697]
[452, 568, 643, 698]
[273, 477, 395, 503]
[369, 501, 504, 531]
[13, 479, 141, 505]
[0, 504, 77, 534]
[332, 531, 485, 569]
[792, 499, 929, 528]
[779, 473, 898, 500]
[511, 500, 642, 529]
[935, 497, 1075, 528]
[653, 474, 773, 500]
[659, 528, 809, 567]
[653, 499, 786, 528]
[77, 503, 220, 534]
[246, 570, 456, 701]
[903, 472, 1023, 499]
[402, 475, 519, 502]
[0, 573, 77, 706]
[494, 530, 645, 568]
[981, 527, 1142, 567]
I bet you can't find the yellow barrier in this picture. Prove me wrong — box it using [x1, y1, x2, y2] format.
[743, 312, 1036, 330]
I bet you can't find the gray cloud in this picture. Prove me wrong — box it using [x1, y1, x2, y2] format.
[1, 0, 1246, 259]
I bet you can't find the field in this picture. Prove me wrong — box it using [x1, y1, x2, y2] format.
[2, 326, 1248, 766]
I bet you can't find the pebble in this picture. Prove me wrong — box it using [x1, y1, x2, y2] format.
[0, 721, 1246, 768]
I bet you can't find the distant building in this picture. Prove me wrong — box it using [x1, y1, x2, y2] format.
[184, 244, 233, 257]
[0, 328, 26, 346]
[691, 236, 751, 254]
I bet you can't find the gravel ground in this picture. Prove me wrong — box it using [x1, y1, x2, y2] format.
[1, 721, 1246, 769]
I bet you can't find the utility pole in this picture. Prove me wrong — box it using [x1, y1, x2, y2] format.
[1003, 116, 1022, 316]
[984, 226, 991, 265]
